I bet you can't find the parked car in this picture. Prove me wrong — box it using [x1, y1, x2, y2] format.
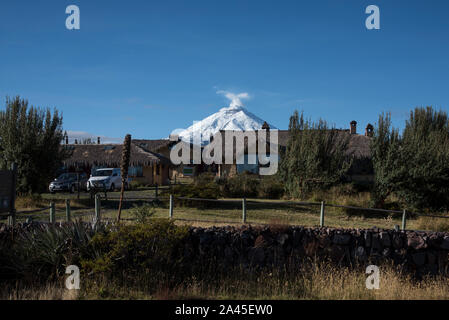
[49, 172, 88, 193]
[86, 168, 128, 192]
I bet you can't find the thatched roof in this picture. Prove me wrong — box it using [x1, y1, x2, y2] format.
[133, 139, 173, 153]
[277, 130, 371, 158]
[63, 143, 171, 167]
[213, 129, 372, 160]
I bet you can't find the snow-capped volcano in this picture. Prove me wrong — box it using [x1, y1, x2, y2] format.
[176, 105, 276, 145]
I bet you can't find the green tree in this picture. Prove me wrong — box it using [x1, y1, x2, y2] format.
[371, 107, 449, 211]
[370, 112, 403, 207]
[0, 96, 70, 194]
[279, 111, 352, 198]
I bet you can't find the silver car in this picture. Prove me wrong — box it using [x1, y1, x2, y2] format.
[87, 168, 128, 192]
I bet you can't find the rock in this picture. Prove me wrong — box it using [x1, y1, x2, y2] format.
[380, 232, 391, 247]
[364, 232, 372, 247]
[408, 234, 427, 250]
[412, 252, 426, 266]
[199, 231, 213, 246]
[392, 234, 403, 249]
[354, 246, 367, 261]
[277, 233, 289, 246]
[427, 252, 436, 265]
[333, 234, 351, 245]
[292, 229, 303, 246]
[440, 237, 449, 250]
[249, 247, 265, 265]
[254, 235, 267, 248]
[371, 234, 382, 250]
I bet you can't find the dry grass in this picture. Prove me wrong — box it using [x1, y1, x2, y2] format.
[1, 283, 79, 300]
[9, 190, 449, 232]
[414, 216, 449, 232]
[3, 264, 449, 300]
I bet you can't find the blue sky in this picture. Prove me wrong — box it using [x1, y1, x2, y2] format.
[1, 0, 448, 141]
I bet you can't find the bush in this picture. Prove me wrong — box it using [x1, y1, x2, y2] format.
[128, 180, 147, 190]
[172, 174, 220, 207]
[220, 173, 260, 198]
[257, 176, 284, 199]
[130, 203, 155, 223]
[81, 220, 189, 277]
[15, 194, 45, 209]
[0, 221, 106, 282]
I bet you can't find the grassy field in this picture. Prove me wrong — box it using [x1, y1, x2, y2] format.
[7, 189, 449, 232]
[3, 263, 449, 300]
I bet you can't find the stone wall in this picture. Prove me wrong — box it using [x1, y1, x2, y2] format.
[183, 225, 449, 277]
[2, 222, 449, 278]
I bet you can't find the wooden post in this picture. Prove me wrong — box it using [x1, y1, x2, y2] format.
[76, 173, 80, 200]
[320, 201, 325, 227]
[155, 184, 159, 200]
[242, 198, 247, 224]
[7, 163, 17, 226]
[49, 202, 56, 223]
[401, 209, 407, 231]
[95, 194, 101, 222]
[169, 194, 174, 219]
[66, 199, 71, 222]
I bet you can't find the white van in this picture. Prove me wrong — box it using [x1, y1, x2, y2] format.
[86, 168, 127, 191]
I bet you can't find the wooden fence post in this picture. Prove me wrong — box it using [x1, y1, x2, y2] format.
[49, 202, 56, 223]
[7, 163, 17, 226]
[401, 209, 407, 231]
[320, 201, 325, 227]
[169, 194, 174, 219]
[66, 199, 71, 222]
[95, 194, 101, 222]
[242, 198, 247, 224]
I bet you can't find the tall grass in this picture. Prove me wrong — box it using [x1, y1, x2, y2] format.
[3, 263, 449, 300]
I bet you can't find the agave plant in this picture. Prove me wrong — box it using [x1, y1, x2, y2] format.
[1, 221, 109, 281]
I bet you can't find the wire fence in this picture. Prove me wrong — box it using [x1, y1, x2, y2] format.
[7, 192, 449, 231]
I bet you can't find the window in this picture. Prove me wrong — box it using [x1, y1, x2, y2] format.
[128, 166, 143, 177]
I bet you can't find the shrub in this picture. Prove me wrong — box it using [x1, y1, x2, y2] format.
[15, 194, 45, 209]
[128, 180, 146, 190]
[0, 221, 106, 282]
[257, 176, 284, 199]
[171, 176, 220, 207]
[220, 173, 260, 198]
[81, 220, 189, 277]
[130, 203, 155, 223]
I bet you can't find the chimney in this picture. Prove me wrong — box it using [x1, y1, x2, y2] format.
[97, 137, 101, 144]
[350, 121, 357, 135]
[262, 121, 270, 131]
[365, 124, 374, 137]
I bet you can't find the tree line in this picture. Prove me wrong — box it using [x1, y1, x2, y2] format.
[1, 96, 448, 212]
[279, 107, 449, 212]
[0, 97, 70, 194]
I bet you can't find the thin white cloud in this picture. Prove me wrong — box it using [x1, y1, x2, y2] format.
[216, 90, 250, 108]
